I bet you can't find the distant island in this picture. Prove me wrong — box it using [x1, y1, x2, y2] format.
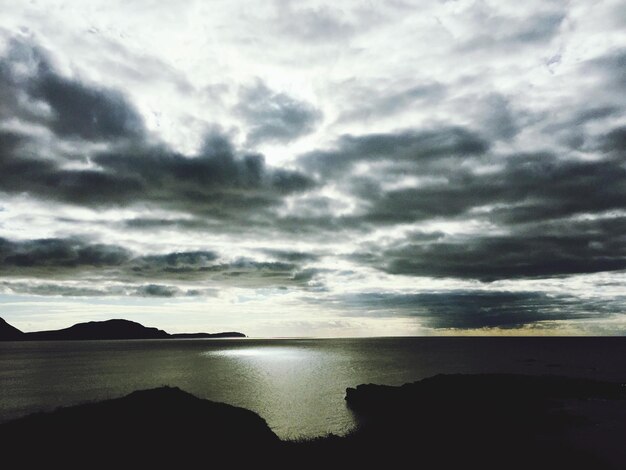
[0, 317, 245, 341]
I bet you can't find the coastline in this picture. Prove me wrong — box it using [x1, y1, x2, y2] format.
[2, 373, 625, 468]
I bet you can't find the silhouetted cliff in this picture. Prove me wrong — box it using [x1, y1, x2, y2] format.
[0, 317, 24, 340]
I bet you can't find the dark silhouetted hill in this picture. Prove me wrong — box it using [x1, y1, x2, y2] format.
[1, 373, 624, 468]
[170, 331, 246, 339]
[0, 317, 246, 341]
[24, 319, 170, 340]
[0, 317, 24, 340]
[287, 374, 626, 469]
[345, 373, 625, 414]
[0, 386, 279, 467]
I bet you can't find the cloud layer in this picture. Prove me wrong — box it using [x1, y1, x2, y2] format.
[0, 237, 319, 295]
[1, 0, 625, 335]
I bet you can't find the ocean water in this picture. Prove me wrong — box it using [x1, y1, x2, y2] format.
[1, 337, 625, 439]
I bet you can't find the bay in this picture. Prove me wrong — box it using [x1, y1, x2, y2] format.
[1, 337, 625, 439]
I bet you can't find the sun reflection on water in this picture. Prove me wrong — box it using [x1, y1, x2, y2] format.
[203, 347, 311, 360]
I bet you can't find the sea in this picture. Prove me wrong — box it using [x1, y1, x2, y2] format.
[1, 337, 625, 440]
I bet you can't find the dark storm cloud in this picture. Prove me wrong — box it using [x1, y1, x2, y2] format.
[0, 280, 222, 298]
[139, 251, 219, 267]
[358, 148, 626, 226]
[136, 284, 180, 297]
[128, 253, 302, 283]
[0, 131, 24, 160]
[0, 237, 131, 271]
[33, 65, 145, 141]
[260, 249, 320, 262]
[128, 255, 322, 289]
[0, 42, 315, 219]
[3, 35, 626, 295]
[600, 126, 626, 155]
[294, 120, 626, 281]
[0, 129, 314, 220]
[0, 39, 144, 141]
[358, 216, 626, 281]
[542, 106, 621, 150]
[236, 81, 321, 145]
[0, 131, 145, 205]
[90, 132, 315, 217]
[330, 290, 610, 329]
[0, 237, 320, 290]
[0, 281, 126, 297]
[0, 40, 315, 221]
[298, 123, 626, 229]
[300, 126, 490, 176]
[129, 250, 223, 280]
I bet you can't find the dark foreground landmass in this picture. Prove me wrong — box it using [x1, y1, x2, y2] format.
[1, 374, 624, 469]
[0, 317, 245, 341]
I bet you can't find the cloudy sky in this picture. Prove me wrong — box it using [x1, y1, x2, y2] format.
[1, 0, 625, 336]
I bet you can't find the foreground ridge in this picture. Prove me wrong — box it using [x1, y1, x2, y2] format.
[1, 374, 624, 469]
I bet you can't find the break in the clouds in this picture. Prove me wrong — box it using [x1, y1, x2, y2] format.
[0, 0, 625, 337]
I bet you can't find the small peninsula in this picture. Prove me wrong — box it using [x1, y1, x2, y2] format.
[0, 317, 245, 341]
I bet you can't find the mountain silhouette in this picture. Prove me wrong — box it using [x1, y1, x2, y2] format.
[24, 319, 170, 340]
[0, 317, 245, 341]
[170, 332, 247, 339]
[0, 317, 24, 340]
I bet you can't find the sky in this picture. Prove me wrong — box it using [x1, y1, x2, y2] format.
[0, 0, 625, 337]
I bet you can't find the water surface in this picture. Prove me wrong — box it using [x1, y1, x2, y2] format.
[1, 337, 625, 439]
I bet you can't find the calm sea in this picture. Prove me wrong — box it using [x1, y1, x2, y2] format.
[1, 337, 625, 439]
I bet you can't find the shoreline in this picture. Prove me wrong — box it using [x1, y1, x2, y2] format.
[2, 336, 625, 441]
[2, 373, 625, 468]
